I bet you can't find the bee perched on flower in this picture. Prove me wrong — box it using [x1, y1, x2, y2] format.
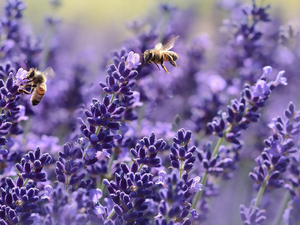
[17, 67, 54, 106]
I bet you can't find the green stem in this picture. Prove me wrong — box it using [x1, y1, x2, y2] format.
[95, 125, 101, 138]
[271, 191, 290, 225]
[106, 209, 115, 220]
[107, 150, 115, 173]
[192, 171, 208, 209]
[212, 136, 224, 157]
[23, 178, 29, 187]
[65, 174, 69, 192]
[179, 159, 183, 178]
[138, 163, 144, 172]
[192, 136, 224, 209]
[110, 93, 116, 104]
[251, 171, 271, 213]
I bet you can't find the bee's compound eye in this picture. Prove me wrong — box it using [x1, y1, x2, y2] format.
[145, 53, 153, 62]
[28, 70, 35, 78]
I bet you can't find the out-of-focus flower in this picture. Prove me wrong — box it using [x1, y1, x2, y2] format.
[252, 80, 270, 98]
[273, 70, 287, 86]
[86, 147, 96, 159]
[283, 196, 300, 225]
[240, 200, 266, 225]
[89, 189, 103, 203]
[261, 66, 272, 78]
[155, 170, 168, 185]
[190, 176, 203, 193]
[207, 74, 227, 92]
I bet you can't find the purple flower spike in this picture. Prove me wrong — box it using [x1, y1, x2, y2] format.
[16, 146, 52, 183]
[130, 132, 166, 167]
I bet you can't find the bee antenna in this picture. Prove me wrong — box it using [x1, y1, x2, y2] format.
[24, 61, 30, 70]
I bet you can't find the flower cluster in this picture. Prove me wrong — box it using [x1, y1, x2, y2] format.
[103, 163, 154, 224]
[207, 67, 287, 146]
[239, 101, 300, 224]
[0, 147, 51, 225]
[170, 129, 196, 172]
[130, 132, 167, 168]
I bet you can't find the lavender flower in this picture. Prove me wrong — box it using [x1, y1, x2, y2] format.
[103, 163, 153, 223]
[55, 142, 86, 185]
[240, 200, 266, 225]
[207, 67, 286, 147]
[39, 184, 106, 225]
[170, 128, 197, 173]
[99, 51, 139, 98]
[14, 67, 28, 86]
[0, 0, 299, 224]
[0, 147, 51, 225]
[283, 196, 300, 225]
[130, 132, 167, 168]
[154, 170, 202, 224]
[243, 102, 300, 223]
[125, 51, 141, 70]
[15, 146, 52, 182]
[273, 70, 287, 87]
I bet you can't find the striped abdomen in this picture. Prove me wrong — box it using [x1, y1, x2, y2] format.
[163, 51, 178, 61]
[31, 83, 47, 106]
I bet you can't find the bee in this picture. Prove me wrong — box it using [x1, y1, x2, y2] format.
[16, 200, 24, 207]
[18, 67, 54, 106]
[143, 35, 180, 74]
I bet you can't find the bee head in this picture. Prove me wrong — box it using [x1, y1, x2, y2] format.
[144, 50, 153, 63]
[26, 68, 36, 80]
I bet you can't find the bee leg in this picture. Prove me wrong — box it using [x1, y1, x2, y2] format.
[161, 63, 170, 74]
[18, 85, 35, 95]
[18, 88, 32, 94]
[153, 62, 161, 70]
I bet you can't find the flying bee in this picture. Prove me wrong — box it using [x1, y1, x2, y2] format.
[18, 67, 54, 106]
[143, 35, 180, 74]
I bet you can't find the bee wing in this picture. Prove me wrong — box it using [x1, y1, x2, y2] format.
[161, 35, 179, 51]
[154, 42, 163, 50]
[43, 67, 55, 77]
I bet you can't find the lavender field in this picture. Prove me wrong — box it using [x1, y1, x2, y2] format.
[1, 0, 300, 224]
